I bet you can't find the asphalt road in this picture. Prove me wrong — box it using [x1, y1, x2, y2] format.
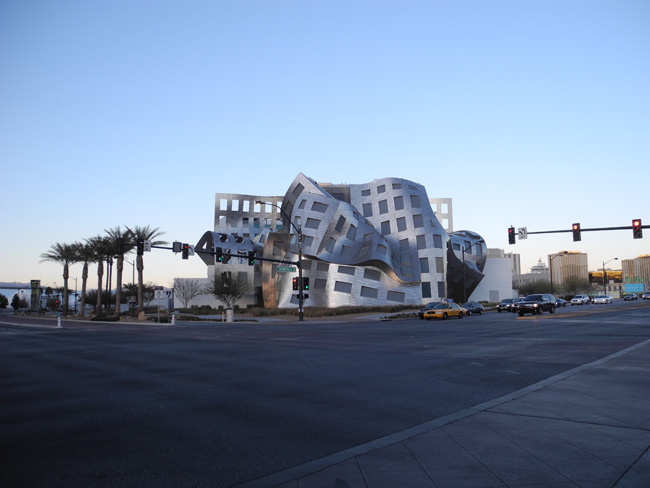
[1, 303, 649, 487]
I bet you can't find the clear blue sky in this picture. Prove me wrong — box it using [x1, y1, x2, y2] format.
[1, 0, 648, 289]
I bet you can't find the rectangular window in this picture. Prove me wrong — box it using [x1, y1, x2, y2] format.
[387, 290, 405, 303]
[416, 235, 426, 250]
[243, 200, 250, 212]
[397, 217, 407, 232]
[453, 243, 461, 251]
[376, 243, 387, 255]
[220, 199, 228, 211]
[399, 238, 409, 251]
[302, 235, 314, 248]
[311, 202, 328, 213]
[436, 257, 444, 273]
[334, 281, 352, 294]
[377, 184, 386, 193]
[340, 246, 352, 258]
[394, 196, 404, 211]
[379, 199, 389, 214]
[362, 189, 371, 197]
[338, 266, 355, 276]
[392, 183, 402, 190]
[381, 221, 391, 235]
[335, 216, 346, 232]
[464, 240, 472, 253]
[433, 234, 443, 248]
[420, 257, 429, 273]
[422, 282, 432, 298]
[305, 218, 321, 230]
[232, 200, 239, 211]
[364, 268, 381, 281]
[317, 262, 329, 272]
[413, 214, 424, 228]
[476, 245, 483, 257]
[360, 286, 378, 299]
[438, 281, 446, 299]
[359, 244, 370, 256]
[346, 225, 357, 240]
[410, 195, 421, 207]
[314, 278, 327, 290]
[326, 237, 336, 253]
[362, 203, 372, 217]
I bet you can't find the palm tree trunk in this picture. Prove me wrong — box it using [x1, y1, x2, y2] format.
[96, 260, 104, 313]
[114, 255, 123, 317]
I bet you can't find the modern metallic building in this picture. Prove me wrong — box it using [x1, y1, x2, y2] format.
[195, 173, 486, 308]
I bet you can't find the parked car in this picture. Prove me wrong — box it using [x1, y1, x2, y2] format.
[517, 294, 557, 316]
[462, 302, 484, 315]
[571, 294, 590, 305]
[418, 302, 441, 320]
[496, 299, 514, 313]
[593, 295, 613, 304]
[555, 298, 567, 308]
[623, 293, 638, 301]
[642, 292, 650, 300]
[423, 302, 466, 320]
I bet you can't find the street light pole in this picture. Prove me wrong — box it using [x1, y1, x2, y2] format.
[602, 257, 618, 294]
[256, 201, 304, 321]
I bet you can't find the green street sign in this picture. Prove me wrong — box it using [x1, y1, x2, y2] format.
[277, 266, 296, 272]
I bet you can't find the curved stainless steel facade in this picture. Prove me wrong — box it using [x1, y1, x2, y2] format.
[200, 173, 486, 308]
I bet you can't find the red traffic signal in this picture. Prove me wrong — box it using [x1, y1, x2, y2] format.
[633, 219, 643, 239]
[572, 223, 581, 242]
[292, 277, 299, 290]
[508, 227, 515, 245]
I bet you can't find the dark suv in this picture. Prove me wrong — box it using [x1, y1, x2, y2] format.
[517, 294, 556, 316]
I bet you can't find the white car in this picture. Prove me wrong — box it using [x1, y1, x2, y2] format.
[571, 294, 590, 305]
[593, 295, 613, 304]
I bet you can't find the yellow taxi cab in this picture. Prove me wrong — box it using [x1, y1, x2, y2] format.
[423, 302, 466, 320]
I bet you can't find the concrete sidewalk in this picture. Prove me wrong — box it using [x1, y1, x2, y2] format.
[238, 340, 650, 488]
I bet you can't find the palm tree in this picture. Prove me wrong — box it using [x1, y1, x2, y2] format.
[84, 235, 113, 314]
[74, 241, 96, 317]
[126, 226, 167, 318]
[105, 226, 134, 318]
[40, 243, 79, 316]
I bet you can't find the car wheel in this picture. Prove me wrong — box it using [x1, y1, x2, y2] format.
[550, 307, 555, 314]
[442, 312, 448, 319]
[478, 310, 482, 315]
[458, 312, 463, 319]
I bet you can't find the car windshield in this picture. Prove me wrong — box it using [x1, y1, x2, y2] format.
[595, 296, 607, 299]
[433, 303, 449, 310]
[524, 295, 543, 301]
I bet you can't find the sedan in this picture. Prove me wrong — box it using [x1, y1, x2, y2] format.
[593, 295, 613, 304]
[423, 302, 465, 320]
[642, 292, 650, 300]
[624, 294, 638, 301]
[462, 302, 484, 315]
[555, 298, 567, 308]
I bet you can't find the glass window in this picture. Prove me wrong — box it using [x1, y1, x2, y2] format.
[438, 281, 446, 298]
[364, 268, 381, 281]
[338, 266, 355, 276]
[387, 291, 405, 303]
[305, 218, 320, 229]
[381, 221, 391, 235]
[346, 225, 357, 241]
[416, 235, 426, 250]
[397, 217, 407, 232]
[326, 237, 336, 253]
[311, 202, 328, 213]
[360, 286, 378, 299]
[377, 184, 386, 193]
[379, 199, 388, 214]
[420, 257, 429, 273]
[413, 214, 424, 228]
[335, 216, 346, 232]
[422, 281, 432, 298]
[334, 281, 352, 294]
[394, 196, 404, 211]
[410, 194, 421, 207]
[361, 189, 371, 197]
[317, 262, 329, 272]
[362, 203, 372, 217]
[392, 183, 402, 190]
[399, 238, 409, 251]
[433, 234, 443, 248]
[314, 278, 327, 290]
[453, 243, 461, 251]
[436, 257, 444, 273]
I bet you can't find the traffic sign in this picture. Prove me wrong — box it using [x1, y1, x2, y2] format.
[518, 227, 528, 239]
[277, 266, 296, 272]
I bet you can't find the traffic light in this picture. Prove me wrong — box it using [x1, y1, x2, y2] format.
[572, 223, 581, 242]
[508, 227, 515, 245]
[137, 238, 145, 256]
[181, 243, 189, 259]
[216, 247, 223, 263]
[292, 277, 299, 290]
[302, 277, 309, 290]
[633, 219, 643, 239]
[248, 250, 255, 266]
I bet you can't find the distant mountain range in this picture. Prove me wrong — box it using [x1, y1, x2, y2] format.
[0, 282, 30, 289]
